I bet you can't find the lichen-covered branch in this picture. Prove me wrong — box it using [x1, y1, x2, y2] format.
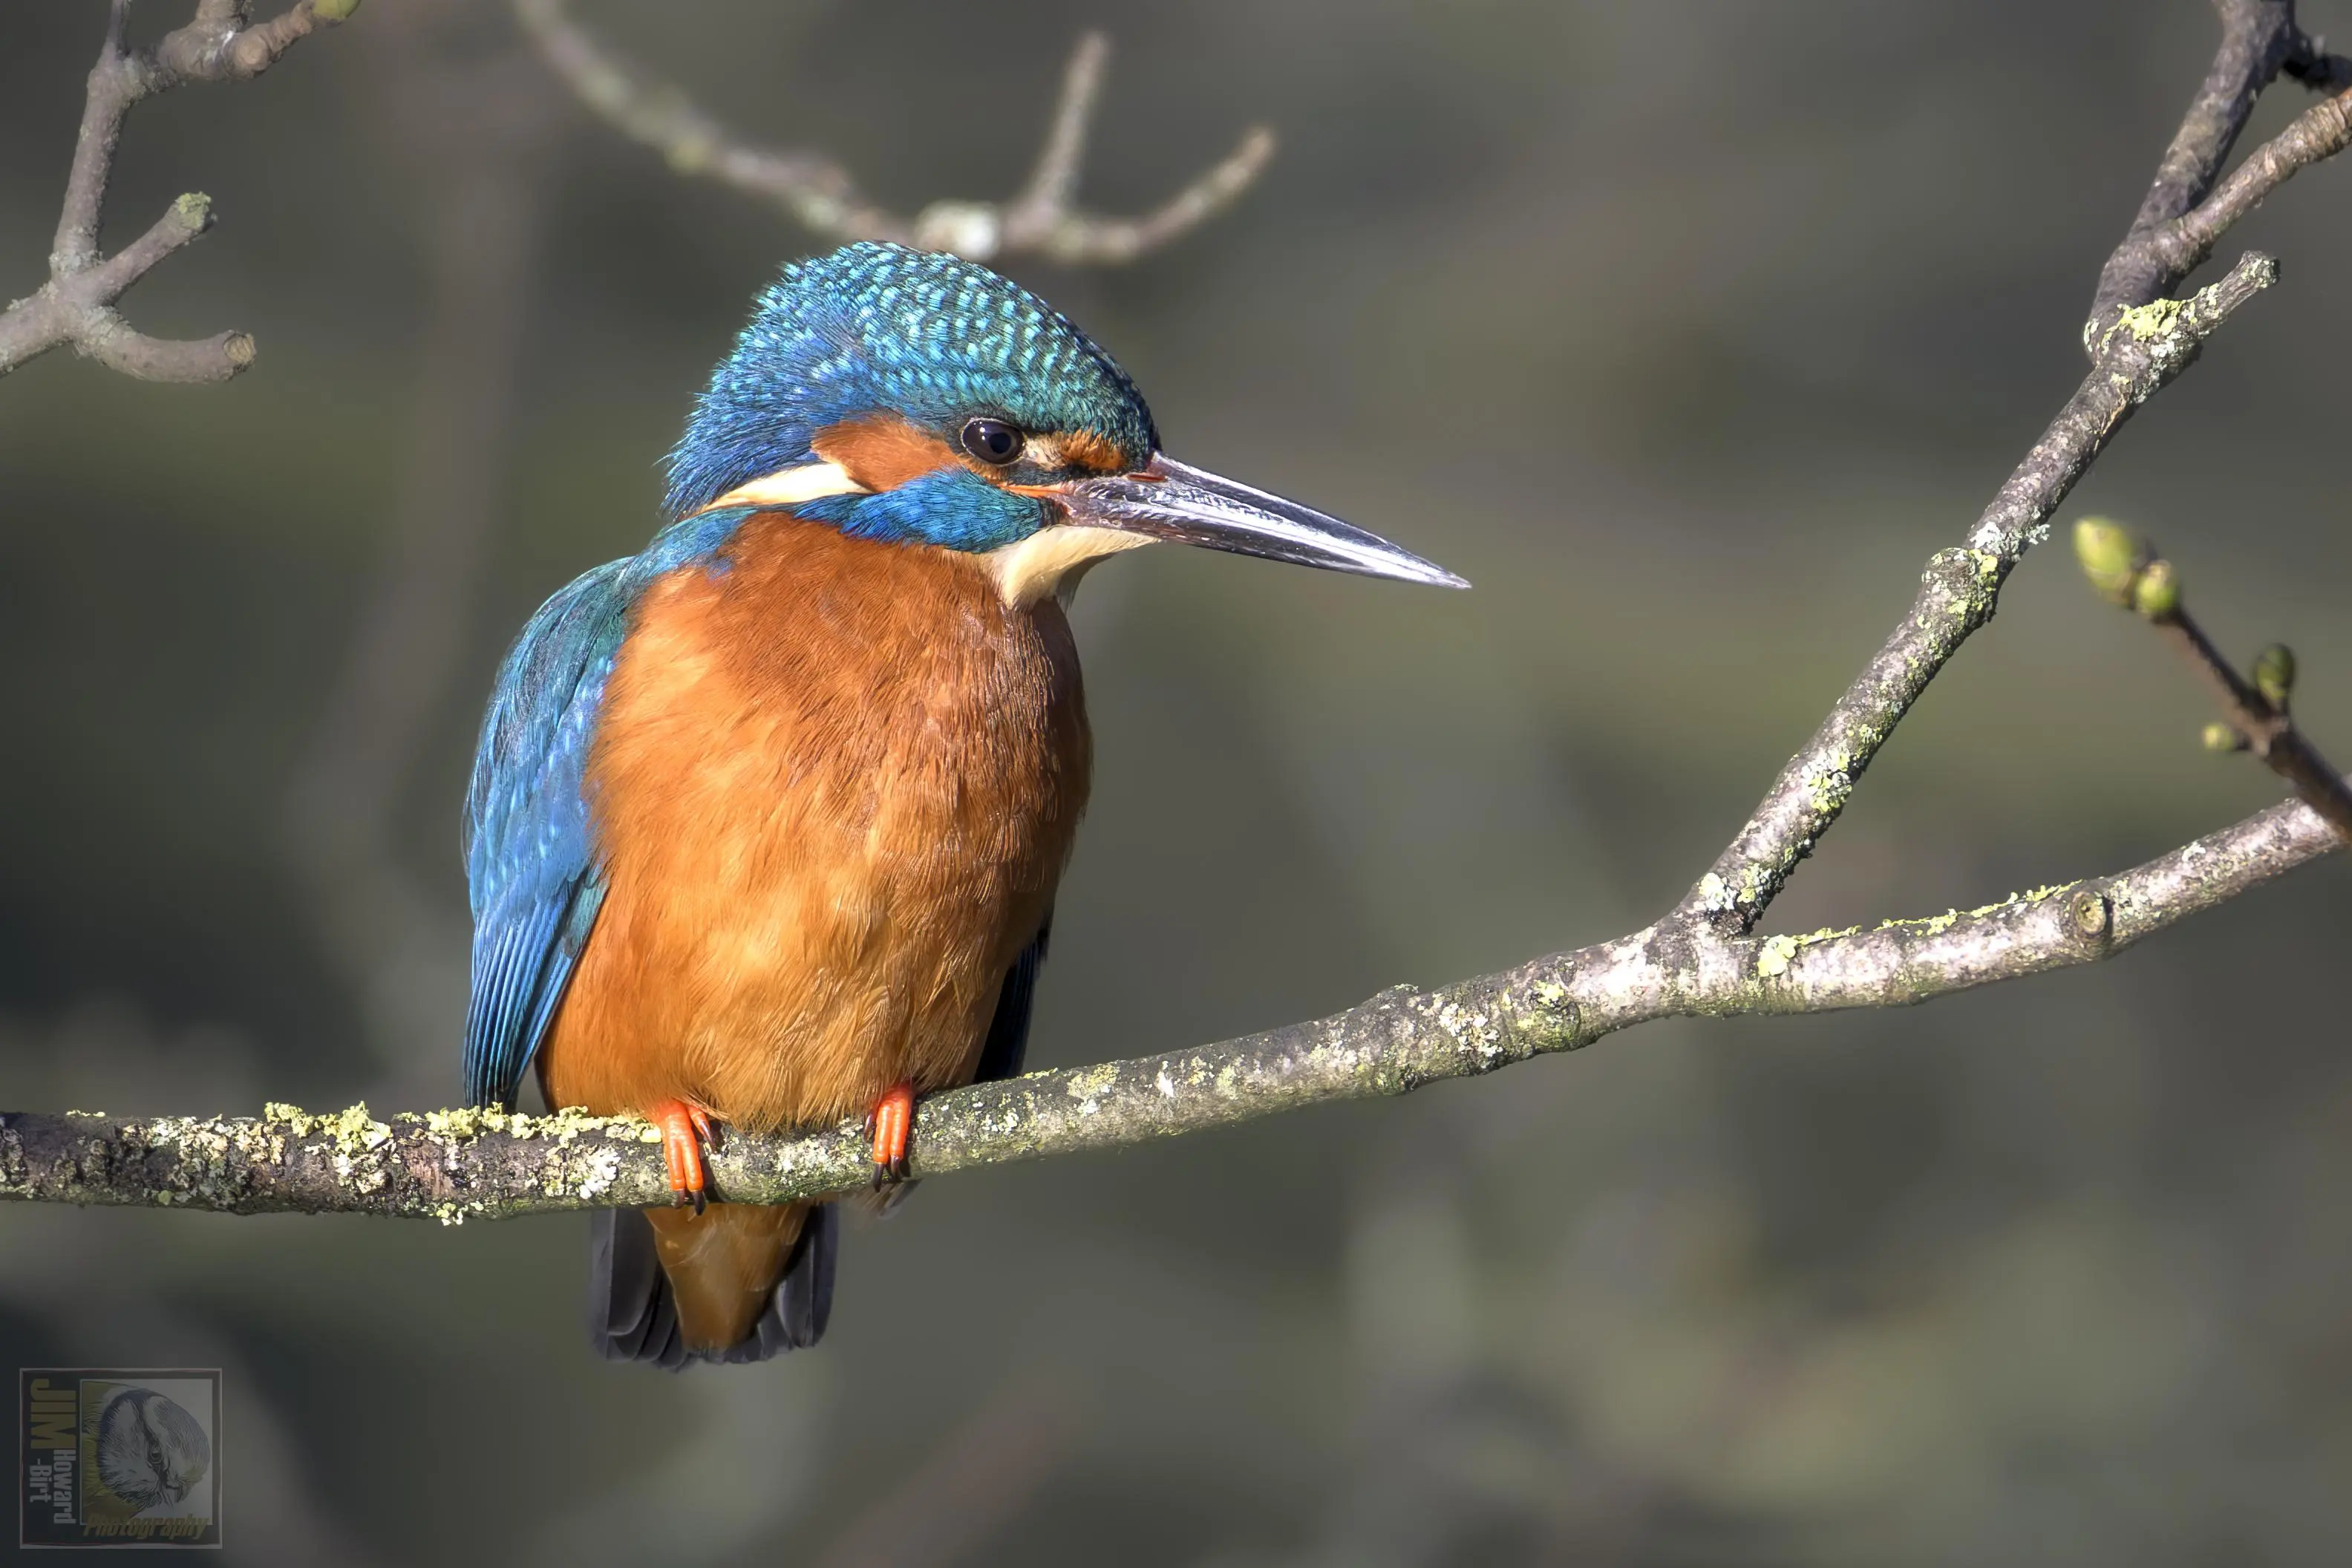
[0, 0, 356, 382]
[1676, 251, 2280, 940]
[510, 0, 1275, 264]
[4, 1, 2347, 1224]
[1676, 1, 2352, 944]
[3, 785, 2338, 1220]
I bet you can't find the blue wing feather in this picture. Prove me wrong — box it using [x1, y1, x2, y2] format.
[460, 507, 762, 1110]
[460, 561, 632, 1110]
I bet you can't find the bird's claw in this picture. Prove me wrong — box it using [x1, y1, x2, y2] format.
[866, 1081, 915, 1189]
[651, 1099, 721, 1215]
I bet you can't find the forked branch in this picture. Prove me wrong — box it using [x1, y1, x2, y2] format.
[0, 0, 358, 382]
[510, 0, 1275, 263]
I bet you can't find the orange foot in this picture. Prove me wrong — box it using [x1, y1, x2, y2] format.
[866, 1081, 915, 1189]
[650, 1100, 722, 1215]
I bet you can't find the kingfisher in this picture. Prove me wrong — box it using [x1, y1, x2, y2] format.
[462, 241, 1463, 1367]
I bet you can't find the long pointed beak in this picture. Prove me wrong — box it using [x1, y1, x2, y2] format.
[1056, 455, 1468, 589]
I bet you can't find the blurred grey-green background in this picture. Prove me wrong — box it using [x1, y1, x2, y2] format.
[4, 1, 2351, 1563]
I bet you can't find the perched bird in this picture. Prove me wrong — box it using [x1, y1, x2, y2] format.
[463, 241, 1462, 1367]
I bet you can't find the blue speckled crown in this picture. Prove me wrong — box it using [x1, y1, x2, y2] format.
[663, 241, 1159, 520]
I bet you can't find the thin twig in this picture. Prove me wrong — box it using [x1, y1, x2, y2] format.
[2073, 519, 2352, 839]
[1004, 33, 1111, 232]
[2160, 618, 2352, 837]
[0, 0, 356, 382]
[509, 0, 1275, 264]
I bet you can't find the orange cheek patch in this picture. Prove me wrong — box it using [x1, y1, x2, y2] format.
[811, 414, 959, 492]
[1054, 429, 1130, 474]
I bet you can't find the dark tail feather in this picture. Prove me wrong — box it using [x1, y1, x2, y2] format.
[588, 1205, 837, 1368]
[589, 1206, 687, 1368]
[725, 1203, 836, 1364]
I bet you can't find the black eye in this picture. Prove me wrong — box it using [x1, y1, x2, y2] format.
[959, 417, 1024, 466]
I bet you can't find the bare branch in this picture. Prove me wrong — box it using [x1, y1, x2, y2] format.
[509, 0, 1275, 264]
[2160, 85, 2352, 284]
[79, 315, 255, 382]
[1006, 33, 1112, 232]
[0, 0, 355, 383]
[2089, 0, 2304, 319]
[50, 0, 138, 275]
[80, 191, 217, 300]
[2, 785, 2338, 1219]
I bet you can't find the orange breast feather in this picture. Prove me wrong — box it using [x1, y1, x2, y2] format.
[537, 514, 1089, 1133]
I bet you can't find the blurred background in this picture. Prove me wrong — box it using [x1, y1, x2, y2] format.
[4, 1, 2351, 1562]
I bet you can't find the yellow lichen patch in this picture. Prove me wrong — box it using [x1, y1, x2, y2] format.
[419, 1105, 512, 1140]
[257, 1102, 396, 1195]
[1807, 767, 1855, 816]
[264, 1102, 389, 1149]
[540, 1105, 637, 1142]
[2110, 298, 2186, 344]
[428, 1105, 656, 1144]
[1062, 1063, 1120, 1116]
[1868, 881, 2087, 944]
[325, 1104, 391, 1151]
[1755, 924, 1862, 979]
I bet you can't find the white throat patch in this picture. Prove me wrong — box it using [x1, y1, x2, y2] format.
[987, 525, 1155, 609]
[702, 460, 869, 513]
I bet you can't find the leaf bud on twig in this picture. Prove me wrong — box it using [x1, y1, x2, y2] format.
[2253, 643, 2296, 711]
[2073, 516, 2152, 607]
